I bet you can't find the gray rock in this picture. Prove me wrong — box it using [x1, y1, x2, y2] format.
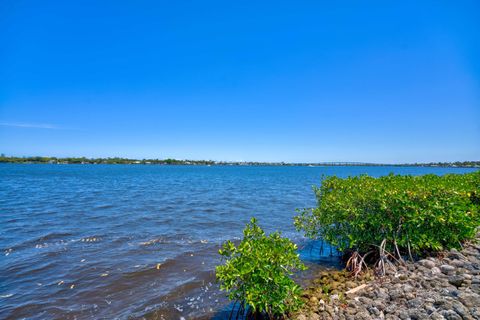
[425, 296, 436, 303]
[405, 293, 416, 300]
[441, 265, 456, 275]
[297, 238, 480, 320]
[448, 275, 464, 287]
[431, 267, 442, 275]
[458, 292, 480, 308]
[451, 260, 465, 268]
[367, 306, 381, 317]
[424, 303, 436, 314]
[448, 250, 467, 261]
[409, 309, 429, 320]
[377, 290, 390, 301]
[419, 259, 436, 269]
[345, 307, 357, 315]
[308, 312, 321, 320]
[356, 311, 373, 319]
[389, 289, 404, 300]
[403, 284, 415, 293]
[449, 289, 460, 297]
[373, 300, 386, 311]
[384, 304, 397, 314]
[462, 279, 472, 287]
[439, 288, 452, 296]
[452, 301, 469, 319]
[473, 284, 480, 293]
[398, 310, 409, 320]
[439, 309, 462, 320]
[407, 298, 423, 308]
[470, 307, 480, 319]
[358, 296, 373, 305]
[430, 312, 446, 320]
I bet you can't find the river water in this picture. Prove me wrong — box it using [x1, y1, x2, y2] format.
[1, 164, 477, 319]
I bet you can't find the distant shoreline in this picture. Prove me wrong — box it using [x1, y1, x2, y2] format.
[1, 156, 479, 168]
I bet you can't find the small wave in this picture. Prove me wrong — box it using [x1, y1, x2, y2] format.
[93, 204, 115, 210]
[5, 259, 57, 279]
[39, 232, 74, 242]
[80, 236, 103, 243]
[7, 232, 74, 252]
[139, 236, 215, 248]
[139, 237, 168, 246]
[139, 270, 224, 319]
[138, 233, 201, 247]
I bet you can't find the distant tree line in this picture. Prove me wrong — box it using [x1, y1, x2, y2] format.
[0, 154, 478, 167]
[0, 155, 215, 165]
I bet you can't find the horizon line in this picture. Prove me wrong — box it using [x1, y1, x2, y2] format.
[1, 155, 479, 166]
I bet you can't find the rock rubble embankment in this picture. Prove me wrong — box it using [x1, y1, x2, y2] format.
[296, 238, 480, 320]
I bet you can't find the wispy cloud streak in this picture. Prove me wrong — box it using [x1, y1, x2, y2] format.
[0, 122, 60, 129]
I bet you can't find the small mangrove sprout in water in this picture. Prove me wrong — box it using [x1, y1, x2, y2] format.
[216, 218, 307, 319]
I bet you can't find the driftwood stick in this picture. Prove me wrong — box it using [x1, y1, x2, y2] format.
[346, 284, 368, 295]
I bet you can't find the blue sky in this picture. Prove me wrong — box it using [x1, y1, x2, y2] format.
[1, 1, 479, 163]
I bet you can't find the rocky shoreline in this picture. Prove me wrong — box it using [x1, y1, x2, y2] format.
[295, 236, 480, 320]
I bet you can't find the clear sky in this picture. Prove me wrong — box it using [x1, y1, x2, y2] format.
[1, 1, 479, 163]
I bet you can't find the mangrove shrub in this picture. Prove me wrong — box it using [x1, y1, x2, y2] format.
[294, 172, 480, 257]
[216, 218, 306, 319]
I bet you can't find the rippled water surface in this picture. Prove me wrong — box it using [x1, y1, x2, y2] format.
[1, 164, 477, 319]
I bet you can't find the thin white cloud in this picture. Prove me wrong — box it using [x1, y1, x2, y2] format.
[0, 122, 59, 129]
